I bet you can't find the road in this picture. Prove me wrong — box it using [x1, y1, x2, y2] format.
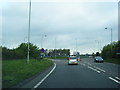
[37, 58, 119, 88]
[14, 58, 120, 88]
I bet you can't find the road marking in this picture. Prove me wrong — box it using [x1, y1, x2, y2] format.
[88, 66, 100, 73]
[33, 63, 56, 88]
[109, 77, 120, 84]
[115, 77, 120, 81]
[88, 63, 91, 66]
[80, 63, 86, 66]
[93, 66, 106, 73]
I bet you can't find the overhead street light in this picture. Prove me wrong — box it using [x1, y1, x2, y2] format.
[41, 34, 47, 48]
[105, 27, 113, 53]
[54, 37, 56, 59]
[27, 0, 31, 63]
[95, 40, 100, 52]
[75, 38, 78, 53]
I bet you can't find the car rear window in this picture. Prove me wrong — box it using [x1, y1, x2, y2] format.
[95, 57, 102, 59]
[70, 56, 76, 59]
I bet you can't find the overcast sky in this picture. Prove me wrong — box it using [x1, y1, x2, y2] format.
[1, 0, 119, 54]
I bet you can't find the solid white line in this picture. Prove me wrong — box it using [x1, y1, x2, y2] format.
[33, 63, 56, 88]
[88, 66, 100, 73]
[109, 77, 120, 84]
[93, 66, 106, 73]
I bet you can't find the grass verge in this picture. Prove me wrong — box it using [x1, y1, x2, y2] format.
[104, 58, 120, 64]
[2, 59, 53, 88]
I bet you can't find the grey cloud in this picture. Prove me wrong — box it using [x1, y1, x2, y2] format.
[2, 2, 118, 54]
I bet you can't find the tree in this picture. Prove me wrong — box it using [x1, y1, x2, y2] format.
[101, 41, 120, 59]
[2, 43, 40, 60]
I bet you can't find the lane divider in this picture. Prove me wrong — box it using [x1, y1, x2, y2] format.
[83, 64, 86, 66]
[79, 63, 86, 66]
[88, 66, 100, 73]
[93, 66, 106, 73]
[33, 63, 56, 88]
[88, 63, 91, 66]
[115, 77, 120, 81]
[109, 77, 120, 84]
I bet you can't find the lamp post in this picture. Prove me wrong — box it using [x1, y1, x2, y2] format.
[95, 40, 99, 52]
[41, 34, 47, 48]
[27, 0, 31, 63]
[105, 28, 113, 52]
[75, 38, 78, 53]
[54, 37, 56, 59]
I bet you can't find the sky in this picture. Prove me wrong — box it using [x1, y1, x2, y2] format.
[1, 0, 119, 54]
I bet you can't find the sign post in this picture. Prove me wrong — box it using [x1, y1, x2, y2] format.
[40, 48, 45, 59]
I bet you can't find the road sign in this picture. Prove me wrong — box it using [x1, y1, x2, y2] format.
[40, 48, 44, 53]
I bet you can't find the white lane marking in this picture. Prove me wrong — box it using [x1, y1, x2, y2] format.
[109, 77, 120, 84]
[115, 77, 120, 81]
[88, 66, 100, 73]
[93, 66, 106, 73]
[33, 63, 56, 88]
[88, 63, 91, 66]
[79, 63, 86, 66]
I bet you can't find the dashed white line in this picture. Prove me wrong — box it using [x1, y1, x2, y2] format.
[83, 64, 86, 66]
[109, 77, 120, 84]
[79, 63, 86, 66]
[115, 77, 120, 81]
[88, 66, 100, 73]
[33, 63, 56, 88]
[93, 66, 106, 73]
[88, 63, 91, 66]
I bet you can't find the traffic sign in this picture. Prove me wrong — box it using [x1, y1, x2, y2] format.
[40, 48, 44, 53]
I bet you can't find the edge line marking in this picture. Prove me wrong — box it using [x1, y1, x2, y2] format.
[33, 63, 56, 88]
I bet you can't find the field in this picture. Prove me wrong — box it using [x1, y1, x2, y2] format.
[2, 59, 53, 88]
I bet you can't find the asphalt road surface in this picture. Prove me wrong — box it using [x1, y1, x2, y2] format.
[14, 58, 120, 88]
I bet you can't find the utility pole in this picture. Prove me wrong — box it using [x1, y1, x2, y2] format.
[27, 0, 31, 63]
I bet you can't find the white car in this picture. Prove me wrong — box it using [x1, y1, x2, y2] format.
[68, 55, 79, 65]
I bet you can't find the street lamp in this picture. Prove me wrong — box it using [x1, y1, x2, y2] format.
[27, 0, 31, 63]
[105, 27, 113, 53]
[54, 37, 56, 59]
[95, 40, 100, 52]
[41, 34, 47, 48]
[75, 38, 78, 53]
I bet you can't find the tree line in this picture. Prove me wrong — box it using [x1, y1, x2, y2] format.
[2, 41, 120, 60]
[1, 43, 70, 60]
[101, 41, 120, 59]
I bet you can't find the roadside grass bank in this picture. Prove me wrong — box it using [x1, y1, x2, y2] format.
[104, 58, 120, 64]
[2, 59, 54, 88]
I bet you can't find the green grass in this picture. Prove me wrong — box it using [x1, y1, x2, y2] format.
[2, 59, 53, 88]
[104, 58, 120, 64]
